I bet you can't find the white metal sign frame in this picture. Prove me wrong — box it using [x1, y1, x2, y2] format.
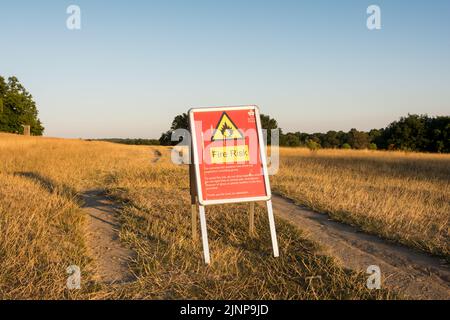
[188, 105, 279, 264]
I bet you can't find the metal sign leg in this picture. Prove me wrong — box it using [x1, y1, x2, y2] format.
[191, 204, 198, 242]
[266, 200, 279, 257]
[198, 205, 211, 264]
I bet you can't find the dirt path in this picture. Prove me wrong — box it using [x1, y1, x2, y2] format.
[81, 190, 136, 285]
[271, 195, 450, 300]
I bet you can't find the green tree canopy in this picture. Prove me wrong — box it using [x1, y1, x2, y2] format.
[259, 113, 278, 145]
[381, 114, 449, 152]
[0, 76, 44, 135]
[159, 111, 449, 153]
[322, 131, 340, 148]
[276, 114, 449, 153]
[159, 113, 189, 145]
[347, 128, 370, 149]
[280, 132, 301, 147]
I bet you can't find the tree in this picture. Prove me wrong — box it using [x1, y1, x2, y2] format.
[322, 130, 340, 148]
[296, 132, 310, 146]
[170, 113, 189, 131]
[280, 132, 300, 147]
[347, 128, 370, 149]
[260, 114, 278, 145]
[0, 76, 5, 113]
[342, 143, 351, 149]
[381, 114, 449, 152]
[160, 111, 450, 153]
[369, 128, 385, 149]
[426, 116, 449, 153]
[384, 114, 429, 151]
[0, 76, 6, 95]
[0, 76, 44, 135]
[368, 143, 377, 150]
[159, 113, 189, 146]
[308, 134, 322, 145]
[306, 139, 320, 151]
[336, 131, 348, 147]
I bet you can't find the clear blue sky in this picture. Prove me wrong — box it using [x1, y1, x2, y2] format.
[1, 0, 449, 138]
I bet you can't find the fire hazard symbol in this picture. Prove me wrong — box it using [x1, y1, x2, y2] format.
[211, 112, 244, 141]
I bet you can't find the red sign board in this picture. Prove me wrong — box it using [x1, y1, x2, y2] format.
[189, 106, 271, 205]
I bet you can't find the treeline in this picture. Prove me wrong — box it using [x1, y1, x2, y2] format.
[90, 138, 160, 146]
[281, 114, 449, 153]
[0, 76, 44, 135]
[159, 113, 449, 153]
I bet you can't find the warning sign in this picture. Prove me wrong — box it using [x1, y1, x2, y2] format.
[210, 145, 249, 164]
[189, 106, 271, 205]
[211, 112, 244, 141]
[188, 105, 279, 264]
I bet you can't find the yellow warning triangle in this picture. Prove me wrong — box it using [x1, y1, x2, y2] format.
[211, 112, 244, 141]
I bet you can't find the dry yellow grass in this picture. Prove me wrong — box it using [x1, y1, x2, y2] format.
[0, 133, 391, 299]
[0, 173, 88, 299]
[272, 148, 450, 258]
[103, 152, 385, 299]
[0, 134, 147, 299]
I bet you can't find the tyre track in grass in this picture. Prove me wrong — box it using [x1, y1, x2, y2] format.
[271, 194, 450, 300]
[81, 190, 136, 285]
[81, 147, 162, 285]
